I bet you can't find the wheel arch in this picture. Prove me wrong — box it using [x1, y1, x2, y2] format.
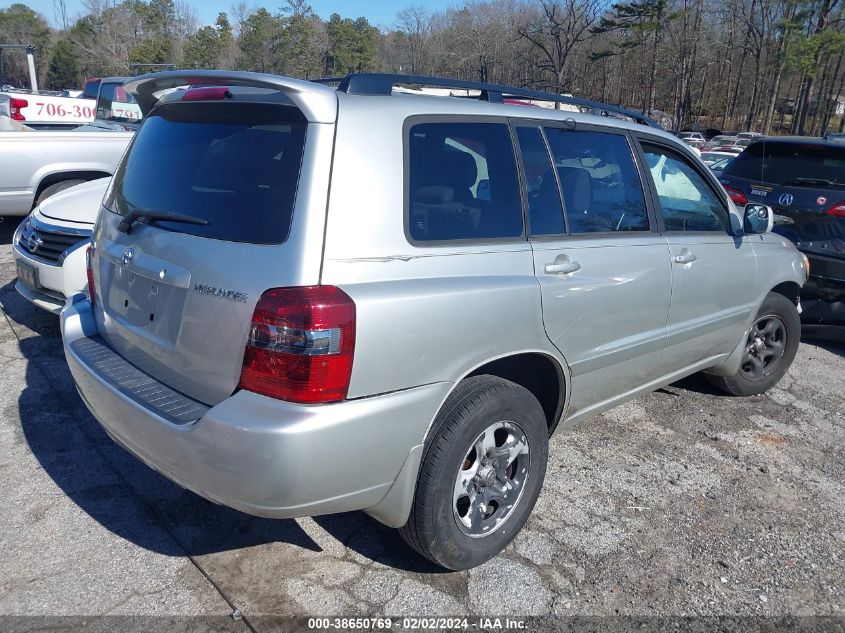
[445, 350, 571, 437]
[33, 170, 112, 208]
[769, 280, 801, 306]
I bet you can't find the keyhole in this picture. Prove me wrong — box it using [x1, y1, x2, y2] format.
[124, 299, 129, 308]
[149, 313, 155, 322]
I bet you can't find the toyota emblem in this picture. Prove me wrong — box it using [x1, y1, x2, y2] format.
[122, 248, 135, 267]
[27, 231, 42, 252]
[778, 193, 794, 206]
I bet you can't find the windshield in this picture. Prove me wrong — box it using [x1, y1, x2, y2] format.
[105, 101, 307, 244]
[724, 141, 845, 188]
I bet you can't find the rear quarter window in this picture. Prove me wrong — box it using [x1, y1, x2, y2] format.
[407, 121, 523, 242]
[105, 102, 307, 244]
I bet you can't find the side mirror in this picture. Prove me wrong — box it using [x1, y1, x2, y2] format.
[744, 203, 774, 234]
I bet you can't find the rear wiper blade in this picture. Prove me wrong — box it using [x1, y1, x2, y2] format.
[781, 177, 840, 187]
[117, 208, 209, 234]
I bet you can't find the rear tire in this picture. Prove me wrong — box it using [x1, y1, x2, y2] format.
[399, 375, 548, 571]
[35, 179, 85, 206]
[707, 292, 800, 396]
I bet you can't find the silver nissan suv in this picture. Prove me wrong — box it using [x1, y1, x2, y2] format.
[61, 71, 808, 570]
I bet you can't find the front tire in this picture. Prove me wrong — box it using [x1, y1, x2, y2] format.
[399, 375, 549, 571]
[707, 292, 800, 396]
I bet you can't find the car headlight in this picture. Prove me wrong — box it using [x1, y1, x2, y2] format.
[801, 254, 810, 280]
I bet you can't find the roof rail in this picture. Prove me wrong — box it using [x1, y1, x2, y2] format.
[313, 73, 660, 129]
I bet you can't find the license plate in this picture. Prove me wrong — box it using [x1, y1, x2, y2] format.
[16, 260, 38, 289]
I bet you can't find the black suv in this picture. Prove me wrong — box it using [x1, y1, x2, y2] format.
[719, 137, 845, 338]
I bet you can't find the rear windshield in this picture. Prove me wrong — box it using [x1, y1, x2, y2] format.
[723, 141, 845, 189]
[105, 102, 307, 244]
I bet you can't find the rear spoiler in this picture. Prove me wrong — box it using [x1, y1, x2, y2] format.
[124, 70, 337, 123]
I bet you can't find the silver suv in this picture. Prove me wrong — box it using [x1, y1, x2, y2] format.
[61, 71, 808, 571]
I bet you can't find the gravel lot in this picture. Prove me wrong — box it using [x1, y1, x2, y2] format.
[0, 216, 843, 631]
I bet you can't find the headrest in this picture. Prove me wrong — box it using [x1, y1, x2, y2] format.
[557, 166, 592, 213]
[442, 151, 478, 191]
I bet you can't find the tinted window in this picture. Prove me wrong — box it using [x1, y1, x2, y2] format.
[642, 143, 728, 232]
[723, 141, 845, 189]
[408, 122, 523, 241]
[106, 102, 307, 244]
[544, 128, 649, 233]
[96, 82, 139, 122]
[516, 127, 564, 235]
[81, 79, 100, 100]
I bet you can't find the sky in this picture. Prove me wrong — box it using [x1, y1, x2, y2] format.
[5, 0, 456, 30]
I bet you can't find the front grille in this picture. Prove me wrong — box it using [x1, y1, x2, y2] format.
[17, 218, 89, 265]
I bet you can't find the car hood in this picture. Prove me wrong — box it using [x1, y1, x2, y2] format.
[38, 178, 110, 225]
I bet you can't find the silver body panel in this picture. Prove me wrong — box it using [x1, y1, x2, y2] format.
[62, 73, 807, 528]
[0, 129, 131, 216]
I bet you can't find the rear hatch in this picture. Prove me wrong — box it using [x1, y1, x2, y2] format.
[92, 79, 335, 405]
[719, 140, 845, 277]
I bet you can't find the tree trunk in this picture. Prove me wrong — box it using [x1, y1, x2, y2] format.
[818, 53, 843, 136]
[791, 73, 807, 134]
[728, 16, 753, 129]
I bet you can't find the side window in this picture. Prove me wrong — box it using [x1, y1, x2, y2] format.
[544, 128, 650, 233]
[408, 122, 523, 242]
[641, 143, 729, 232]
[515, 127, 565, 236]
[97, 83, 138, 122]
[96, 83, 116, 119]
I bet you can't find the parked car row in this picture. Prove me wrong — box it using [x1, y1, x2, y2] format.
[675, 130, 762, 155]
[2, 71, 816, 571]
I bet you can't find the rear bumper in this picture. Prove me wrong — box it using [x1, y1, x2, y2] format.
[61, 298, 449, 524]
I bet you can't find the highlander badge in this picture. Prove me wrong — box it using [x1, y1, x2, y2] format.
[193, 283, 248, 303]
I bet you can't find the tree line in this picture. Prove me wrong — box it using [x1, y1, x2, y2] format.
[1, 0, 842, 135]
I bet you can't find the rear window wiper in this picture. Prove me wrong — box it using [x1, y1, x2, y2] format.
[781, 177, 841, 188]
[117, 208, 209, 234]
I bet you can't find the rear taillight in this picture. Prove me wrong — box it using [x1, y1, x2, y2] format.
[238, 286, 356, 404]
[824, 201, 845, 217]
[10, 97, 27, 121]
[85, 244, 96, 305]
[723, 184, 747, 205]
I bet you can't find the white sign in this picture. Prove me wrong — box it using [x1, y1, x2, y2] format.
[0, 92, 142, 125]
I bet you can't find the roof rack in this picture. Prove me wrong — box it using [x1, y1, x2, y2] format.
[313, 73, 660, 129]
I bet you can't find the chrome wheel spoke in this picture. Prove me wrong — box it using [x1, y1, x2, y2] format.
[453, 462, 479, 504]
[502, 434, 528, 467]
[474, 427, 496, 458]
[760, 319, 778, 336]
[466, 497, 483, 531]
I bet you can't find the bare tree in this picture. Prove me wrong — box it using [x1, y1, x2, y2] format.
[395, 5, 432, 74]
[518, 0, 601, 94]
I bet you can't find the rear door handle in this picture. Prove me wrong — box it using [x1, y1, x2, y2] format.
[673, 252, 698, 264]
[544, 260, 581, 275]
